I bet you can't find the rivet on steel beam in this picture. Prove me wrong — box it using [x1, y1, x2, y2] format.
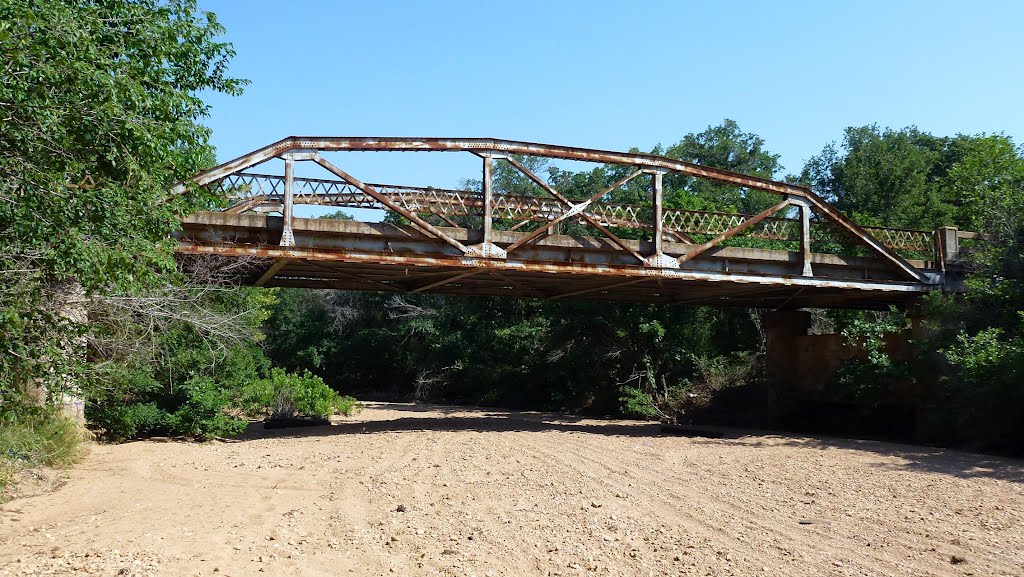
[280, 150, 320, 161]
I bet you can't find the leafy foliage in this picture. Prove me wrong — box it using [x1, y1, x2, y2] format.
[833, 311, 911, 401]
[800, 126, 1023, 231]
[264, 288, 761, 420]
[239, 368, 363, 419]
[806, 125, 1024, 452]
[1, 0, 246, 402]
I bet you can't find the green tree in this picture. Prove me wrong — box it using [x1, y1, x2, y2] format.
[803, 125, 1024, 452]
[661, 119, 783, 213]
[799, 126, 1023, 231]
[0, 0, 246, 397]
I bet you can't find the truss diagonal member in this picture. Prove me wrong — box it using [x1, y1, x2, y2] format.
[503, 156, 646, 263]
[312, 155, 470, 254]
[551, 277, 651, 300]
[802, 193, 925, 282]
[676, 199, 794, 265]
[410, 270, 480, 293]
[436, 214, 460, 227]
[254, 258, 293, 286]
[301, 259, 404, 292]
[667, 229, 696, 244]
[225, 195, 266, 214]
[504, 170, 644, 254]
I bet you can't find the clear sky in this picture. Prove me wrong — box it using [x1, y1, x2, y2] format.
[198, 0, 1024, 197]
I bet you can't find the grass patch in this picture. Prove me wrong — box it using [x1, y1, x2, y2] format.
[1, 406, 88, 499]
[337, 395, 363, 418]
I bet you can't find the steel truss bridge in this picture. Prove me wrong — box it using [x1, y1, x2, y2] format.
[173, 137, 981, 309]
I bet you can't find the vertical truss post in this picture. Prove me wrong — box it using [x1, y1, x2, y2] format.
[281, 155, 295, 246]
[466, 152, 506, 258]
[482, 153, 494, 244]
[644, 169, 678, 268]
[796, 199, 813, 276]
[652, 170, 664, 255]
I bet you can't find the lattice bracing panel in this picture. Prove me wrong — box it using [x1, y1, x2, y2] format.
[206, 173, 937, 257]
[863, 226, 934, 253]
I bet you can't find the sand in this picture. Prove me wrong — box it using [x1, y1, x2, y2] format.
[2, 402, 1022, 576]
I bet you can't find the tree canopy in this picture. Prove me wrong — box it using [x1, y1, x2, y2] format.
[800, 125, 1024, 231]
[0, 0, 245, 293]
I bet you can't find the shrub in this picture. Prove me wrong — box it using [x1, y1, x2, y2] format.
[337, 395, 363, 417]
[239, 368, 362, 419]
[88, 402, 169, 441]
[88, 377, 247, 441]
[619, 386, 659, 419]
[167, 378, 248, 439]
[85, 339, 269, 441]
[833, 312, 910, 401]
[939, 328, 1024, 452]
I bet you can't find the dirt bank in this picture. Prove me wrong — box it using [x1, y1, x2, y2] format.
[2, 403, 1022, 576]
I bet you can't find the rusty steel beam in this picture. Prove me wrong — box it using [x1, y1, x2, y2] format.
[312, 155, 471, 254]
[174, 242, 931, 294]
[300, 259, 404, 292]
[173, 137, 813, 198]
[216, 173, 937, 256]
[650, 170, 665, 257]
[504, 169, 643, 254]
[801, 192, 923, 282]
[254, 258, 292, 286]
[551, 277, 652, 300]
[798, 201, 813, 277]
[411, 271, 480, 293]
[214, 173, 835, 250]
[504, 156, 646, 263]
[481, 154, 494, 245]
[167, 136, 987, 295]
[487, 270, 547, 298]
[676, 199, 793, 265]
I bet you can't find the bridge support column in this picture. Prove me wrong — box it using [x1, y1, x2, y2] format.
[644, 169, 679, 268]
[764, 309, 811, 387]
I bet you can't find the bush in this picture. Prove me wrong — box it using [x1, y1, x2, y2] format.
[88, 377, 247, 441]
[1, 405, 87, 498]
[939, 328, 1024, 453]
[619, 386, 659, 419]
[833, 312, 910, 401]
[671, 352, 759, 416]
[239, 368, 362, 419]
[167, 378, 248, 439]
[337, 395, 363, 417]
[89, 402, 168, 441]
[85, 336, 270, 441]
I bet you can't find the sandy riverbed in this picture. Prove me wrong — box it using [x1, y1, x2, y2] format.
[2, 402, 1022, 576]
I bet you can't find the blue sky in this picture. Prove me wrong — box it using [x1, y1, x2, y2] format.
[198, 0, 1023, 202]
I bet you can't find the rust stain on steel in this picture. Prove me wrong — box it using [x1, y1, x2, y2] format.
[174, 242, 930, 293]
[173, 137, 813, 197]
[169, 135, 988, 299]
[212, 173, 934, 254]
[176, 211, 939, 274]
